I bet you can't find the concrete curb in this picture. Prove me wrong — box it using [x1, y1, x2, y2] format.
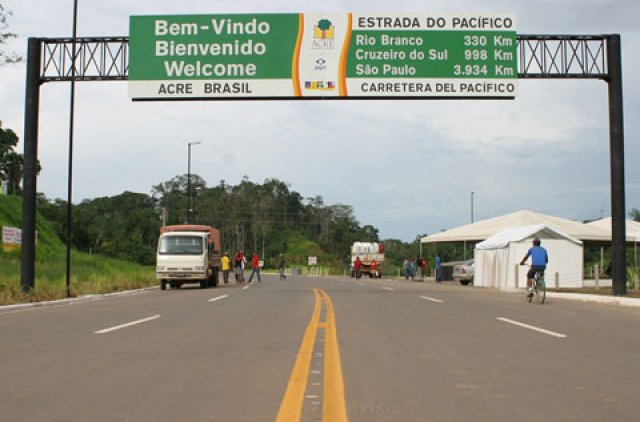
[546, 292, 640, 307]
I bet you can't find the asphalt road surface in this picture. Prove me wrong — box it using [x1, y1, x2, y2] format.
[1, 274, 639, 421]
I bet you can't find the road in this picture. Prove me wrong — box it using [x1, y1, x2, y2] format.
[1, 274, 639, 421]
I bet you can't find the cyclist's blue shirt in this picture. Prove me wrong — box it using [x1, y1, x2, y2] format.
[525, 246, 548, 266]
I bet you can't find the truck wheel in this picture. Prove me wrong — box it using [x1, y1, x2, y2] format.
[460, 280, 470, 286]
[160, 280, 167, 290]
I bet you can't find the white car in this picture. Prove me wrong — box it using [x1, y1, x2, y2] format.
[452, 259, 475, 285]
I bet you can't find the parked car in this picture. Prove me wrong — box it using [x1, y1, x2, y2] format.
[452, 259, 475, 285]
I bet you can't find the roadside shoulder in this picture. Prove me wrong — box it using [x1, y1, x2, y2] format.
[546, 292, 640, 307]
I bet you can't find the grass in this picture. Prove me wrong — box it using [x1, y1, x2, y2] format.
[0, 251, 156, 306]
[264, 231, 346, 274]
[1, 195, 156, 306]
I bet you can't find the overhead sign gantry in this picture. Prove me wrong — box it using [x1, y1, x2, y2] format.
[20, 16, 627, 296]
[128, 13, 517, 100]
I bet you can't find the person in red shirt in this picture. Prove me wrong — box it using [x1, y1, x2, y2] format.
[248, 251, 261, 283]
[421, 257, 428, 279]
[370, 259, 379, 278]
[354, 256, 362, 279]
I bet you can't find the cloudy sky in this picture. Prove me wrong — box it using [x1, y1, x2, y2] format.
[1, 0, 639, 242]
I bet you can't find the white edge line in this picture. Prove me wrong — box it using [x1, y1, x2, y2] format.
[497, 317, 567, 338]
[382, 287, 394, 291]
[419, 295, 444, 303]
[95, 314, 161, 334]
[208, 294, 229, 302]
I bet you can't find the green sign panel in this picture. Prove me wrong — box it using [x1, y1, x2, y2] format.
[129, 13, 517, 99]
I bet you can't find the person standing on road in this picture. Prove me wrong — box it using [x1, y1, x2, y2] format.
[435, 254, 442, 283]
[248, 251, 261, 283]
[354, 257, 362, 279]
[520, 237, 548, 297]
[221, 251, 230, 284]
[403, 258, 410, 280]
[239, 249, 247, 283]
[278, 253, 287, 280]
[233, 251, 244, 283]
[421, 257, 428, 279]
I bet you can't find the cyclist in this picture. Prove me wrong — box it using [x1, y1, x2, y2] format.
[519, 237, 548, 297]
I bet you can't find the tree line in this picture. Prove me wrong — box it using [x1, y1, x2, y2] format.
[36, 175, 384, 267]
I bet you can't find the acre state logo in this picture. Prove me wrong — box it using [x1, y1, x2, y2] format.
[312, 18, 335, 49]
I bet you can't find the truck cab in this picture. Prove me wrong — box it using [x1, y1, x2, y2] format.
[156, 225, 221, 290]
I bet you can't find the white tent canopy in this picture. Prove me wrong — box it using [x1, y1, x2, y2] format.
[474, 224, 584, 290]
[421, 210, 610, 244]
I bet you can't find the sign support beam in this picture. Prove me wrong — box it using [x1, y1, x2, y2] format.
[607, 34, 626, 296]
[20, 38, 42, 293]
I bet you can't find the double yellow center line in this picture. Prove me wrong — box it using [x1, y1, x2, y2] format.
[276, 289, 348, 422]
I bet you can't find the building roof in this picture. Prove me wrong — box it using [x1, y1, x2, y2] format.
[585, 217, 640, 242]
[421, 210, 610, 243]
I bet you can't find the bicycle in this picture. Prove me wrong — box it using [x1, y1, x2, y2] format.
[522, 264, 546, 304]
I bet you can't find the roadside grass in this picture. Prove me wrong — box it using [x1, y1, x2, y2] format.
[0, 251, 155, 306]
[266, 230, 346, 275]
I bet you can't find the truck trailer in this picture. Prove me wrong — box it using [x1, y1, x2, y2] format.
[156, 225, 221, 290]
[350, 242, 385, 278]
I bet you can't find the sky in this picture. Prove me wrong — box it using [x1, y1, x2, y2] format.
[0, 0, 639, 242]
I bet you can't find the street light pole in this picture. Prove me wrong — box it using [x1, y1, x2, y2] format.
[65, 0, 79, 298]
[187, 141, 201, 224]
[470, 191, 475, 223]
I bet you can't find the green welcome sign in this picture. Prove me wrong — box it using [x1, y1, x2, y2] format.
[129, 13, 517, 100]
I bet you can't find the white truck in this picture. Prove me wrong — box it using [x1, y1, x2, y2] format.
[350, 242, 385, 278]
[156, 225, 221, 290]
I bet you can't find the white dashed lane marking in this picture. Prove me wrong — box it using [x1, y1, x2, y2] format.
[94, 315, 160, 334]
[497, 317, 567, 338]
[419, 295, 444, 303]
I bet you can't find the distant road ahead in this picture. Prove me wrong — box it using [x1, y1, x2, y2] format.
[1, 275, 639, 421]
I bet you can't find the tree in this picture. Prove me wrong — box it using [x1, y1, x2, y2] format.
[630, 208, 640, 222]
[1, 125, 38, 194]
[74, 192, 161, 264]
[151, 174, 206, 225]
[0, 3, 21, 65]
